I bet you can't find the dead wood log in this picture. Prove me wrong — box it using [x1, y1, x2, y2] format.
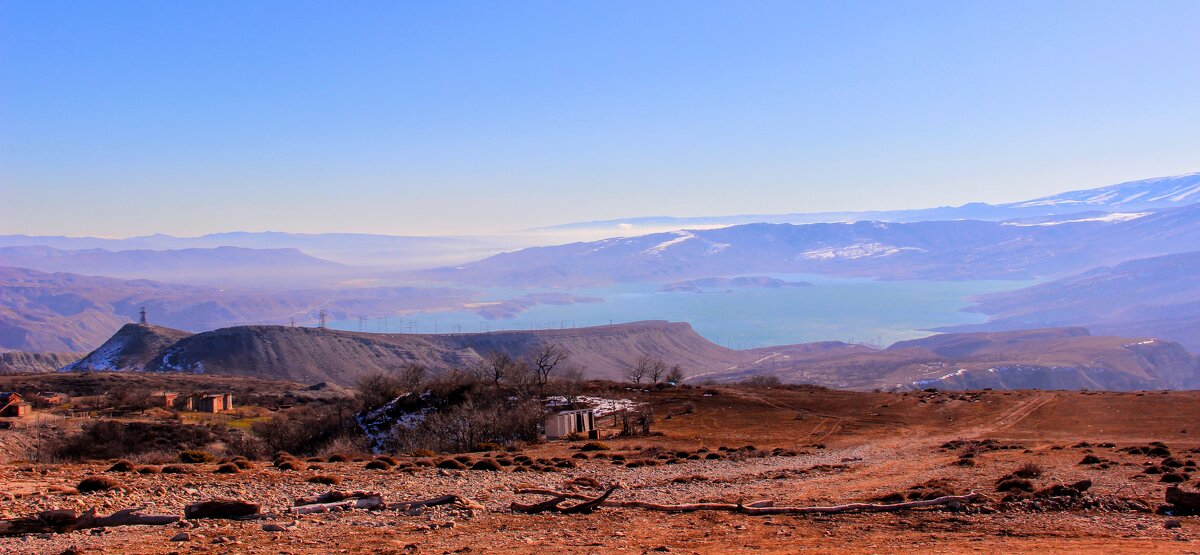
[514, 488, 979, 515]
[0, 507, 179, 536]
[559, 486, 619, 514]
[291, 495, 384, 514]
[389, 494, 485, 512]
[511, 496, 569, 514]
[293, 490, 380, 506]
[1165, 487, 1200, 515]
[184, 499, 262, 520]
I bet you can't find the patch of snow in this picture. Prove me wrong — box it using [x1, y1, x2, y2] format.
[68, 335, 130, 371]
[799, 243, 924, 260]
[1003, 212, 1150, 227]
[545, 395, 637, 416]
[641, 231, 696, 256]
[705, 242, 731, 255]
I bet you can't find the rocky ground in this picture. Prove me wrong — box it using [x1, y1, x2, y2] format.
[2, 387, 1199, 553]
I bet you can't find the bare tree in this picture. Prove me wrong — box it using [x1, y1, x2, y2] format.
[624, 355, 656, 385]
[557, 365, 585, 404]
[648, 358, 667, 385]
[399, 363, 428, 392]
[530, 343, 569, 391]
[665, 365, 685, 385]
[483, 351, 516, 386]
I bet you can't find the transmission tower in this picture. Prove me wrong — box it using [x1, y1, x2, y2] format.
[318, 309, 328, 329]
[139, 307, 147, 325]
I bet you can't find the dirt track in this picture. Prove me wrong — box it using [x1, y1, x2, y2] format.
[1, 387, 1198, 553]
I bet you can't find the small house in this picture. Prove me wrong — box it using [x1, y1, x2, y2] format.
[149, 391, 180, 409]
[191, 393, 234, 413]
[545, 408, 597, 440]
[0, 392, 31, 418]
[31, 392, 64, 406]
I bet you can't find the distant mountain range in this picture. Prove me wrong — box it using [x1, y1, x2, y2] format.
[0, 266, 476, 351]
[535, 172, 1200, 236]
[941, 250, 1200, 351]
[60, 321, 1200, 391]
[0, 231, 522, 269]
[0, 245, 349, 287]
[425, 203, 1200, 286]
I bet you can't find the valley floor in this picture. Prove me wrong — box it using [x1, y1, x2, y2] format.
[2, 387, 1199, 553]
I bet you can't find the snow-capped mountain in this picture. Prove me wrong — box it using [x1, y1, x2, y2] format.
[1004, 172, 1200, 211]
[425, 203, 1200, 286]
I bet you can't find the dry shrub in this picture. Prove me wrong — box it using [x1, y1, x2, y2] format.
[411, 449, 437, 458]
[161, 465, 192, 474]
[364, 460, 391, 470]
[996, 478, 1034, 492]
[470, 458, 504, 472]
[214, 463, 241, 474]
[374, 456, 399, 466]
[327, 453, 352, 463]
[473, 442, 502, 452]
[276, 460, 303, 471]
[179, 450, 214, 464]
[77, 476, 121, 493]
[107, 459, 136, 472]
[436, 458, 467, 470]
[136, 466, 161, 474]
[1013, 462, 1043, 479]
[306, 474, 341, 485]
[580, 442, 611, 451]
[1079, 455, 1102, 465]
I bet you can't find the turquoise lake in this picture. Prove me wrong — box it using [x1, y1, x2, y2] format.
[330, 275, 1030, 349]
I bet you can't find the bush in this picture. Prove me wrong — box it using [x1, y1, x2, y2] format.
[276, 460, 303, 471]
[473, 442, 501, 452]
[53, 420, 247, 461]
[136, 465, 161, 474]
[214, 463, 241, 474]
[436, 458, 467, 470]
[1013, 462, 1043, 479]
[77, 476, 121, 493]
[250, 401, 360, 456]
[161, 465, 192, 474]
[179, 450, 215, 464]
[470, 458, 503, 472]
[580, 442, 610, 451]
[306, 474, 341, 485]
[996, 478, 1033, 492]
[411, 449, 436, 458]
[327, 453, 351, 463]
[364, 460, 391, 470]
[107, 459, 136, 472]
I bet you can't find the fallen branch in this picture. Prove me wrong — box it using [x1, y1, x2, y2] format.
[0, 508, 179, 536]
[389, 494, 485, 513]
[559, 486, 619, 514]
[293, 490, 380, 506]
[514, 488, 979, 515]
[291, 495, 384, 514]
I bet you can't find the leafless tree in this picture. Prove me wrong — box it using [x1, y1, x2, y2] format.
[647, 358, 667, 385]
[624, 358, 647, 385]
[483, 351, 516, 386]
[530, 343, 569, 390]
[556, 365, 585, 404]
[665, 364, 685, 385]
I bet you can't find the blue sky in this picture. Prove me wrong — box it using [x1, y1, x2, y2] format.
[2, 1, 1198, 237]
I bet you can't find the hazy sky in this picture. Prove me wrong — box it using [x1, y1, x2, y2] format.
[2, 1, 1198, 237]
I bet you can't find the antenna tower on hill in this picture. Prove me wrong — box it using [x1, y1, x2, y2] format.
[139, 307, 147, 325]
[318, 309, 328, 329]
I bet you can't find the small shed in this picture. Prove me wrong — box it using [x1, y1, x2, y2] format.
[545, 408, 597, 440]
[149, 391, 180, 409]
[191, 393, 234, 413]
[0, 392, 31, 418]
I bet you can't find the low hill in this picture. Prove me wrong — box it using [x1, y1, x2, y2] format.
[720, 328, 1200, 391]
[102, 321, 747, 384]
[64, 324, 194, 372]
[942, 250, 1200, 351]
[66, 320, 1200, 391]
[0, 351, 83, 374]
